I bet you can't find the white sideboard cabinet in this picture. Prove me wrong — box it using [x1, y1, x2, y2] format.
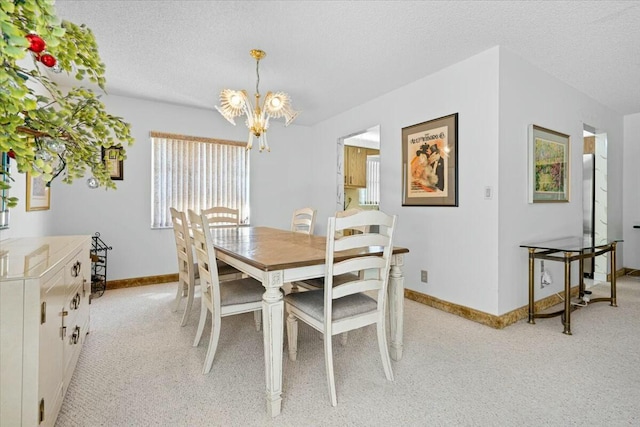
[1, 235, 91, 427]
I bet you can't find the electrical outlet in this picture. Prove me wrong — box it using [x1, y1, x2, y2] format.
[421, 270, 428, 283]
[484, 186, 492, 199]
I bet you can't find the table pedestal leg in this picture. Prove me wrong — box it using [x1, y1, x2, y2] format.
[388, 254, 404, 361]
[611, 242, 618, 307]
[563, 252, 572, 335]
[528, 249, 535, 324]
[262, 271, 284, 417]
[579, 254, 585, 297]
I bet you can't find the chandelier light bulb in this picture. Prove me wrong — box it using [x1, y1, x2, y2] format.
[230, 94, 243, 107]
[270, 97, 282, 108]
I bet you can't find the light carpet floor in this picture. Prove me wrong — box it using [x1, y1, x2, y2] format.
[56, 277, 640, 426]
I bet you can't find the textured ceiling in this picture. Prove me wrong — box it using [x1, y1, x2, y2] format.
[52, 1, 640, 126]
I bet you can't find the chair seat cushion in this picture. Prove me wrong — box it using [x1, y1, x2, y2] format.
[285, 290, 377, 322]
[299, 272, 359, 289]
[217, 259, 242, 277]
[220, 278, 264, 306]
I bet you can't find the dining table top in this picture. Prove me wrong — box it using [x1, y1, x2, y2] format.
[209, 226, 409, 272]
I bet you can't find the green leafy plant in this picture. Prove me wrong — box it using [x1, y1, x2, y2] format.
[1, 0, 134, 208]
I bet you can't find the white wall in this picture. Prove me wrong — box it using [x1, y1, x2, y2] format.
[47, 95, 313, 280]
[310, 47, 502, 314]
[497, 48, 624, 313]
[310, 45, 625, 316]
[624, 113, 640, 269]
[0, 160, 54, 242]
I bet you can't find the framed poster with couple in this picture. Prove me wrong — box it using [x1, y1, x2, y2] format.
[402, 113, 458, 206]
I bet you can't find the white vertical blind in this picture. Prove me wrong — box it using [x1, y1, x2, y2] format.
[151, 132, 249, 228]
[360, 155, 380, 205]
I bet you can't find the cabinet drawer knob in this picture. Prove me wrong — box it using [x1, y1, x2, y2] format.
[71, 326, 81, 344]
[71, 293, 81, 309]
[71, 261, 82, 277]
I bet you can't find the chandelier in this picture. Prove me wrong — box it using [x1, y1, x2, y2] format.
[215, 49, 299, 152]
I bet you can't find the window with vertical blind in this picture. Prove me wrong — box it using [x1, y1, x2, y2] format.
[150, 131, 250, 228]
[359, 155, 380, 206]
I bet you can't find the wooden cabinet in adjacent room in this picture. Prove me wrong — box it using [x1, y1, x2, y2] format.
[0, 235, 91, 427]
[344, 146, 379, 188]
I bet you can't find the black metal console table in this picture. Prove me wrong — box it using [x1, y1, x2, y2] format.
[520, 236, 620, 335]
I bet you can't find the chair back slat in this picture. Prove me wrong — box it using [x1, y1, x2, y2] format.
[188, 209, 222, 313]
[333, 256, 386, 276]
[332, 279, 382, 299]
[202, 206, 240, 228]
[334, 233, 389, 252]
[336, 208, 369, 235]
[170, 208, 194, 281]
[291, 207, 317, 234]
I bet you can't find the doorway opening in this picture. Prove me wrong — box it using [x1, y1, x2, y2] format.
[336, 125, 381, 215]
[583, 123, 608, 282]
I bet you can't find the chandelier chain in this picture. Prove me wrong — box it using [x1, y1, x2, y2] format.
[255, 58, 260, 96]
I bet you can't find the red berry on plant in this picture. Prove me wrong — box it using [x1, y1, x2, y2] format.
[39, 54, 57, 68]
[26, 34, 46, 53]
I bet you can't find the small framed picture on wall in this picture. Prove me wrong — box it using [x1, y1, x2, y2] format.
[26, 171, 51, 211]
[102, 146, 124, 180]
[528, 124, 570, 203]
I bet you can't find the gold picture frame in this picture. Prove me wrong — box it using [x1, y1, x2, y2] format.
[26, 171, 50, 211]
[528, 124, 570, 203]
[102, 146, 123, 180]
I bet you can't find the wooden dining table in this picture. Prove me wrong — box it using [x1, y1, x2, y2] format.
[209, 226, 409, 417]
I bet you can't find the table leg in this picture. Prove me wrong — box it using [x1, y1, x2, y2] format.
[261, 271, 284, 417]
[388, 254, 405, 361]
[563, 252, 572, 335]
[579, 252, 585, 297]
[528, 249, 535, 324]
[610, 242, 618, 307]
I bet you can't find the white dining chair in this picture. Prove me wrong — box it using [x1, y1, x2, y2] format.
[295, 208, 367, 291]
[200, 206, 245, 279]
[170, 207, 244, 326]
[288, 207, 318, 293]
[170, 207, 200, 327]
[188, 209, 264, 374]
[291, 207, 317, 235]
[284, 210, 397, 406]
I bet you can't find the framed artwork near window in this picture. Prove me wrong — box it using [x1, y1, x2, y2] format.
[528, 124, 570, 203]
[26, 171, 50, 211]
[402, 113, 458, 207]
[102, 146, 123, 180]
